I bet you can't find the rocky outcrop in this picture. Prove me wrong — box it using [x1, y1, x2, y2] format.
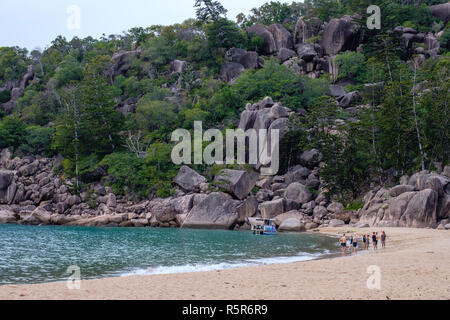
[284, 182, 313, 205]
[277, 48, 297, 63]
[429, 3, 450, 23]
[220, 49, 264, 82]
[321, 16, 361, 55]
[0, 144, 345, 232]
[239, 51, 264, 69]
[293, 17, 323, 47]
[238, 97, 293, 172]
[219, 62, 245, 83]
[358, 170, 450, 228]
[183, 192, 238, 229]
[296, 44, 319, 62]
[1, 65, 35, 113]
[170, 60, 187, 74]
[298, 149, 322, 169]
[214, 169, 257, 200]
[268, 24, 293, 50]
[173, 165, 207, 192]
[279, 218, 306, 232]
[110, 49, 141, 78]
[260, 198, 284, 219]
[247, 24, 277, 55]
[337, 91, 361, 108]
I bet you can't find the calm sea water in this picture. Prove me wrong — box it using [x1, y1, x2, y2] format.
[0, 224, 340, 285]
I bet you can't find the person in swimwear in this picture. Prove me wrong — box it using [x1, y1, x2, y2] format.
[353, 233, 359, 254]
[339, 234, 347, 256]
[381, 231, 387, 248]
[372, 232, 377, 250]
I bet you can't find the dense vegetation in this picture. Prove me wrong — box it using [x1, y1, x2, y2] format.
[0, 0, 449, 203]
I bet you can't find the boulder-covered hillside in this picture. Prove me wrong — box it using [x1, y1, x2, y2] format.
[1, 1, 449, 230]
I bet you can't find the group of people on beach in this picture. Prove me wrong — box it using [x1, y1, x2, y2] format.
[339, 231, 387, 255]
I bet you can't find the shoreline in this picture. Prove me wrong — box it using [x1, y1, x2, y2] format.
[1, 227, 450, 300]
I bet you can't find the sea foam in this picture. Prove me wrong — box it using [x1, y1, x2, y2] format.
[119, 251, 329, 277]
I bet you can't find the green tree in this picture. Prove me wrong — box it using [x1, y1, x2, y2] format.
[205, 18, 246, 50]
[334, 52, 367, 83]
[0, 116, 26, 150]
[136, 100, 177, 135]
[20, 126, 55, 156]
[0, 47, 29, 82]
[194, 0, 228, 23]
[78, 56, 122, 156]
[144, 142, 179, 197]
[100, 152, 150, 198]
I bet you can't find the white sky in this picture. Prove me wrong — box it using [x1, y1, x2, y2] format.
[0, 0, 271, 51]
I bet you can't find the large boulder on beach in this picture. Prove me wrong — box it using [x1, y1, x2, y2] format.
[183, 192, 238, 229]
[237, 196, 258, 223]
[274, 210, 303, 226]
[360, 185, 440, 228]
[214, 169, 257, 200]
[329, 219, 346, 227]
[67, 215, 111, 227]
[172, 194, 195, 215]
[402, 189, 438, 228]
[150, 199, 177, 223]
[438, 195, 450, 220]
[327, 202, 344, 215]
[31, 207, 52, 225]
[278, 218, 306, 232]
[0, 210, 16, 224]
[174, 166, 207, 192]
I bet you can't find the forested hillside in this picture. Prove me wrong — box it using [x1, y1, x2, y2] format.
[1, 0, 449, 205]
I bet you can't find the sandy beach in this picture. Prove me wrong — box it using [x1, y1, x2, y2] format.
[1, 227, 449, 300]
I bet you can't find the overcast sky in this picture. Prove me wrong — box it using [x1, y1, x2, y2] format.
[0, 0, 271, 51]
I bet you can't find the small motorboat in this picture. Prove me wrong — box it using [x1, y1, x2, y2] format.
[247, 217, 277, 235]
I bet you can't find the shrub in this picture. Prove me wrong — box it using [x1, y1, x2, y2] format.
[100, 152, 150, 198]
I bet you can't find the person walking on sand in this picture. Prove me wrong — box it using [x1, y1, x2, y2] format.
[376, 232, 379, 249]
[372, 232, 377, 250]
[353, 233, 359, 254]
[366, 234, 370, 250]
[349, 234, 354, 253]
[381, 231, 386, 248]
[339, 234, 347, 256]
[362, 234, 367, 250]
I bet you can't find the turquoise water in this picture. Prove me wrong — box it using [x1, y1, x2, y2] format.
[0, 224, 340, 285]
